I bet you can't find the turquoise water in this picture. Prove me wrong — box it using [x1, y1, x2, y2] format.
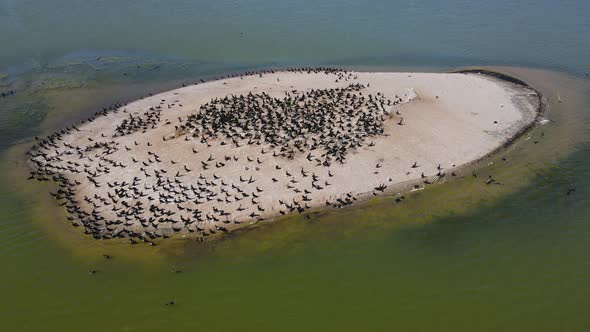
[1, 1, 590, 331]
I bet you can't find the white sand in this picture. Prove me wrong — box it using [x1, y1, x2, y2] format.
[29, 70, 539, 239]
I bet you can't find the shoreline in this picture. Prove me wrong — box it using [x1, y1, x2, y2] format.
[26, 67, 541, 243]
[451, 68, 544, 166]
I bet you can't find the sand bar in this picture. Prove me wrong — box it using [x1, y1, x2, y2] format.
[27, 68, 539, 242]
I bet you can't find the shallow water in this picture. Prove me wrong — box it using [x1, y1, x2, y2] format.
[1, 2, 590, 331]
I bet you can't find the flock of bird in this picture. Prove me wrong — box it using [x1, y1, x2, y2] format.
[179, 82, 404, 165]
[1, 90, 15, 98]
[27, 67, 431, 244]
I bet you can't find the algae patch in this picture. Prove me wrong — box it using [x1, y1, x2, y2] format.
[0, 99, 49, 142]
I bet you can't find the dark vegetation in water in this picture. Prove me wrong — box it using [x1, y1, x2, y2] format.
[0, 53, 254, 150]
[0, 98, 49, 147]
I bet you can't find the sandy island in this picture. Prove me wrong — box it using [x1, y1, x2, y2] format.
[27, 68, 539, 243]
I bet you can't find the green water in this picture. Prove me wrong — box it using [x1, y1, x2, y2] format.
[2, 1, 590, 331]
